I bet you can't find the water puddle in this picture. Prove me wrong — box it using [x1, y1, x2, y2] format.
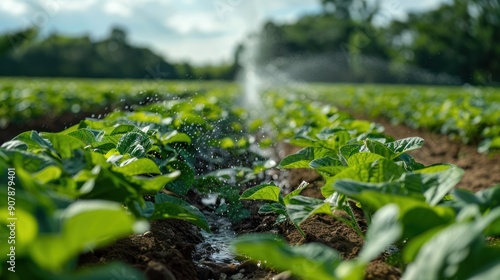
[194, 211, 239, 265]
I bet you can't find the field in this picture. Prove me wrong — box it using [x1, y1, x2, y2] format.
[1, 78, 500, 280]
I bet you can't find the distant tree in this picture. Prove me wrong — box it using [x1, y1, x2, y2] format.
[0, 28, 179, 79]
[387, 0, 500, 84]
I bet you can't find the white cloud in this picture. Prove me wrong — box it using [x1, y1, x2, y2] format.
[0, 0, 29, 16]
[103, 1, 132, 17]
[60, 0, 98, 11]
[165, 12, 226, 35]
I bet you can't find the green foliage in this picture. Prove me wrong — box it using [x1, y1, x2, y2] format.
[314, 84, 500, 153]
[0, 90, 258, 278]
[232, 234, 346, 280]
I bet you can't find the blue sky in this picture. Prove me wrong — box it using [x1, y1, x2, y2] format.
[0, 0, 446, 64]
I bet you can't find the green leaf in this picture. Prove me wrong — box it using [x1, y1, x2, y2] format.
[129, 171, 180, 193]
[32, 166, 62, 183]
[152, 194, 210, 231]
[110, 124, 137, 135]
[364, 139, 395, 159]
[231, 234, 344, 280]
[287, 195, 333, 225]
[278, 147, 315, 169]
[116, 131, 152, 157]
[13, 131, 57, 153]
[347, 152, 385, 166]
[164, 160, 194, 196]
[339, 144, 363, 165]
[283, 181, 309, 205]
[322, 159, 405, 197]
[161, 130, 192, 144]
[259, 203, 286, 215]
[411, 164, 464, 206]
[452, 185, 500, 213]
[0, 149, 57, 172]
[359, 204, 402, 263]
[0, 139, 28, 150]
[385, 137, 424, 157]
[309, 156, 345, 177]
[403, 209, 500, 280]
[30, 200, 147, 271]
[112, 158, 161, 176]
[68, 128, 104, 145]
[40, 132, 87, 159]
[240, 183, 281, 202]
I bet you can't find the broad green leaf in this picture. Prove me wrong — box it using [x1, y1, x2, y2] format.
[402, 223, 481, 280]
[110, 124, 137, 135]
[133, 201, 155, 218]
[152, 194, 210, 231]
[309, 156, 345, 177]
[386, 137, 425, 157]
[259, 203, 286, 215]
[32, 166, 62, 183]
[164, 160, 194, 196]
[40, 132, 87, 159]
[232, 234, 344, 280]
[403, 209, 500, 280]
[393, 153, 425, 171]
[68, 128, 104, 144]
[0, 149, 57, 172]
[403, 226, 449, 263]
[283, 181, 309, 205]
[411, 164, 464, 206]
[161, 130, 192, 144]
[129, 171, 180, 193]
[30, 200, 147, 271]
[77, 167, 138, 202]
[287, 195, 333, 225]
[339, 144, 363, 165]
[359, 204, 402, 263]
[0, 139, 27, 150]
[0, 208, 38, 255]
[322, 159, 405, 197]
[116, 131, 152, 158]
[364, 139, 395, 159]
[240, 183, 281, 202]
[278, 147, 315, 169]
[112, 158, 161, 176]
[347, 152, 385, 166]
[400, 206, 455, 240]
[452, 185, 500, 213]
[13, 131, 57, 153]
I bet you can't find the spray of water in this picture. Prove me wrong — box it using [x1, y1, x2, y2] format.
[239, 35, 264, 113]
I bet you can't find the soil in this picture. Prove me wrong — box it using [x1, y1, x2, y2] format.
[372, 117, 500, 192]
[7, 111, 499, 279]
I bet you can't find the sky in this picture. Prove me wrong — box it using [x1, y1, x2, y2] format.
[0, 0, 446, 65]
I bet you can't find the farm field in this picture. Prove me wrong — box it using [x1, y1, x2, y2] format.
[1, 78, 500, 280]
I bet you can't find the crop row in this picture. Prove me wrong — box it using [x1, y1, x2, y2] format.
[0, 92, 268, 279]
[231, 90, 500, 279]
[309, 84, 500, 153]
[0, 78, 236, 128]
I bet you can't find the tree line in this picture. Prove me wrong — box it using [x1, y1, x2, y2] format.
[0, 27, 235, 80]
[237, 0, 499, 85]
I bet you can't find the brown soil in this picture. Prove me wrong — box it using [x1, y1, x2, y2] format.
[372, 117, 500, 192]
